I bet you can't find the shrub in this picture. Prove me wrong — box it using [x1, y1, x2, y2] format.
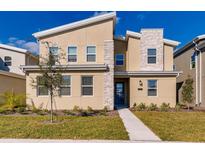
[160, 103, 170, 112]
[73, 105, 81, 113]
[133, 103, 137, 108]
[175, 104, 181, 111]
[87, 106, 95, 114]
[148, 103, 158, 111]
[15, 107, 26, 113]
[136, 103, 147, 111]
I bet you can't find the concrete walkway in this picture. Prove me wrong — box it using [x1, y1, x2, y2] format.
[118, 108, 161, 141]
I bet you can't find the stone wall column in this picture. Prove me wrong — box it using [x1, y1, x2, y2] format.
[104, 40, 114, 110]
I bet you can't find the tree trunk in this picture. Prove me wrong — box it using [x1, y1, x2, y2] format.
[50, 92, 53, 123]
[187, 104, 190, 111]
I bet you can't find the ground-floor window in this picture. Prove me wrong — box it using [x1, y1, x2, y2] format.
[60, 75, 71, 96]
[81, 76, 93, 96]
[37, 76, 48, 96]
[147, 80, 157, 96]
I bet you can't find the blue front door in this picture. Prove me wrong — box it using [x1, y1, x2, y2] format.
[115, 82, 125, 106]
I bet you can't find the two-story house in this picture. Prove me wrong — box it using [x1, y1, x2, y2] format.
[22, 12, 180, 110]
[174, 35, 205, 107]
[0, 44, 38, 94]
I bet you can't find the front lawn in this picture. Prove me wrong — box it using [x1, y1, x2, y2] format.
[133, 111, 205, 142]
[0, 115, 128, 140]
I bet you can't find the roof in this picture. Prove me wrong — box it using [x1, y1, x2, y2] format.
[174, 34, 205, 57]
[126, 30, 180, 47]
[115, 71, 182, 77]
[20, 64, 108, 72]
[0, 43, 27, 53]
[0, 70, 25, 80]
[33, 12, 116, 39]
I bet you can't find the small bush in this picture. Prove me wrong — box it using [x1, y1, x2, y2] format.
[73, 105, 81, 113]
[175, 104, 181, 111]
[160, 103, 170, 112]
[87, 106, 95, 114]
[148, 103, 158, 111]
[136, 103, 147, 111]
[133, 103, 137, 108]
[15, 107, 26, 113]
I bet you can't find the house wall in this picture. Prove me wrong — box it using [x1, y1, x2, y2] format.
[129, 76, 176, 108]
[0, 71, 25, 94]
[26, 72, 105, 110]
[174, 47, 197, 104]
[0, 48, 26, 75]
[114, 39, 127, 72]
[38, 19, 113, 65]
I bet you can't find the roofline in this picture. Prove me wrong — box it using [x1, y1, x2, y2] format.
[115, 71, 182, 77]
[0, 43, 27, 53]
[126, 30, 180, 47]
[0, 70, 25, 80]
[174, 34, 205, 57]
[20, 64, 108, 72]
[33, 12, 116, 39]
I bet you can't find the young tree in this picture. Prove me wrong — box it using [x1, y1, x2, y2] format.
[31, 42, 65, 123]
[181, 75, 194, 111]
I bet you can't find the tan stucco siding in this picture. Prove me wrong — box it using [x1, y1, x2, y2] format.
[164, 45, 174, 71]
[39, 20, 113, 65]
[127, 37, 141, 71]
[26, 72, 105, 110]
[0, 74, 25, 94]
[114, 39, 127, 71]
[129, 77, 176, 108]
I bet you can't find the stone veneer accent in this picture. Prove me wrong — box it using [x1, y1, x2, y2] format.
[103, 40, 114, 110]
[140, 29, 164, 71]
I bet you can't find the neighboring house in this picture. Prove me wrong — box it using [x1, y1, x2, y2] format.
[21, 12, 180, 110]
[0, 43, 38, 75]
[174, 35, 205, 107]
[0, 70, 25, 94]
[0, 44, 38, 94]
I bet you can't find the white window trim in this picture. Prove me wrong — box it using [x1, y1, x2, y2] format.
[4, 56, 12, 66]
[68, 46, 78, 63]
[147, 48, 157, 64]
[190, 52, 196, 70]
[60, 75, 72, 97]
[147, 79, 158, 97]
[86, 45, 96, 63]
[115, 53, 124, 66]
[36, 76, 49, 97]
[81, 75, 94, 97]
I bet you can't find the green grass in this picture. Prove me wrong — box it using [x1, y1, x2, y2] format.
[0, 115, 128, 140]
[133, 111, 205, 142]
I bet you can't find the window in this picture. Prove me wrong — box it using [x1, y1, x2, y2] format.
[147, 49, 156, 64]
[60, 76, 71, 96]
[49, 47, 58, 63]
[68, 46, 77, 62]
[87, 46, 96, 62]
[4, 56, 12, 66]
[37, 76, 48, 96]
[81, 76, 93, 96]
[190, 52, 196, 69]
[148, 80, 157, 96]
[115, 54, 124, 66]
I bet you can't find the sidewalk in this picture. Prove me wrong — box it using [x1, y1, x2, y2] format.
[118, 108, 161, 141]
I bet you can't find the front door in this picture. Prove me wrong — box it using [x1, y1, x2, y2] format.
[115, 82, 125, 106]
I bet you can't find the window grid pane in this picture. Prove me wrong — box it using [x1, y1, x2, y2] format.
[68, 47, 77, 62]
[60, 76, 71, 95]
[147, 49, 156, 64]
[87, 46, 96, 62]
[148, 80, 157, 96]
[81, 76, 93, 95]
[115, 54, 124, 66]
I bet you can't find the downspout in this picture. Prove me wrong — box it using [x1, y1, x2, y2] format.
[193, 40, 202, 106]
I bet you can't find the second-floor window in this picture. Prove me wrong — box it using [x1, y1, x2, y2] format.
[147, 48, 156, 64]
[49, 47, 58, 63]
[190, 52, 196, 69]
[115, 54, 124, 66]
[68, 46, 77, 62]
[87, 46, 96, 62]
[4, 56, 12, 66]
